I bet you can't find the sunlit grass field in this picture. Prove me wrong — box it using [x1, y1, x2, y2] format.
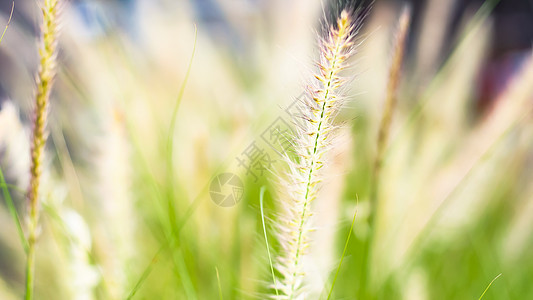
[0, 0, 532, 299]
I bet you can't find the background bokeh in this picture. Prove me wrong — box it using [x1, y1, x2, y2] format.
[0, 0, 533, 299]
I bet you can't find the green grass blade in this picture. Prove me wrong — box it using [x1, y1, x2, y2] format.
[125, 26, 199, 299]
[165, 24, 198, 243]
[125, 245, 165, 300]
[0, 2, 14, 45]
[166, 24, 198, 166]
[478, 273, 502, 300]
[216, 267, 224, 300]
[171, 248, 197, 300]
[324, 197, 358, 300]
[125, 194, 204, 299]
[0, 183, 24, 193]
[0, 166, 29, 253]
[260, 186, 278, 296]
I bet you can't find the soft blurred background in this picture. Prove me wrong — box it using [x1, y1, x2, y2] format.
[0, 0, 532, 299]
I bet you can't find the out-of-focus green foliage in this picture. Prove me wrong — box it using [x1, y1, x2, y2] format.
[0, 1, 532, 299]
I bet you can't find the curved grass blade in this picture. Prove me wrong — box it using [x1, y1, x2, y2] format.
[0, 166, 29, 253]
[322, 197, 358, 300]
[0, 1, 14, 45]
[478, 273, 502, 300]
[166, 24, 198, 166]
[165, 24, 198, 244]
[260, 186, 278, 297]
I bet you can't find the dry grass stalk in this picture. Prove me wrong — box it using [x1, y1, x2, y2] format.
[375, 6, 411, 174]
[362, 6, 411, 297]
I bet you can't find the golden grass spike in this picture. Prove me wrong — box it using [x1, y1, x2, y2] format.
[26, 1, 60, 299]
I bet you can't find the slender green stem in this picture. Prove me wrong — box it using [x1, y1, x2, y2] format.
[25, 243, 36, 300]
[0, 1, 14, 45]
[260, 187, 279, 296]
[125, 245, 165, 300]
[166, 24, 197, 175]
[0, 167, 28, 252]
[216, 267, 224, 300]
[479, 273, 502, 300]
[165, 24, 197, 242]
[325, 203, 357, 300]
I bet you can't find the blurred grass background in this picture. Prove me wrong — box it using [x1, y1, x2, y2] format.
[0, 0, 533, 299]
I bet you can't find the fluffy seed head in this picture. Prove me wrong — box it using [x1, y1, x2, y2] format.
[271, 8, 363, 300]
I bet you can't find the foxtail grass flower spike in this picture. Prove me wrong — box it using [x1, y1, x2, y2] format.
[273, 9, 362, 300]
[375, 5, 411, 174]
[361, 7, 411, 297]
[26, 0, 60, 299]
